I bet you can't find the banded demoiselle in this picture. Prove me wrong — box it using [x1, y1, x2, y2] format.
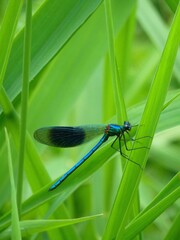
[34, 121, 137, 191]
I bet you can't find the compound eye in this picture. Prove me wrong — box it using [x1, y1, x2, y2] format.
[124, 121, 128, 126]
[124, 121, 131, 130]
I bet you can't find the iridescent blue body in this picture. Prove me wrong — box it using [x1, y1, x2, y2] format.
[34, 121, 132, 191]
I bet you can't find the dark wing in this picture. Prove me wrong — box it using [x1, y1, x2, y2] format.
[34, 126, 86, 148]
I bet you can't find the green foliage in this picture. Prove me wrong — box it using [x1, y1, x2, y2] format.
[0, 0, 179, 239]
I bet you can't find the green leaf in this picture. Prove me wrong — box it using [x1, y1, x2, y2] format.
[123, 173, 180, 239]
[0, 214, 102, 239]
[0, 0, 23, 85]
[4, 128, 21, 239]
[103, 3, 180, 239]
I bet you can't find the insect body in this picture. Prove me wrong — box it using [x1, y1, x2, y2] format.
[34, 121, 133, 191]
